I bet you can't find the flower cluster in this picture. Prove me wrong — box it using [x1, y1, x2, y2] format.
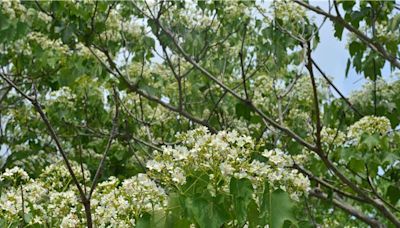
[230, 118, 263, 137]
[1, 1, 51, 23]
[0, 0, 27, 20]
[27, 32, 70, 55]
[92, 174, 166, 227]
[260, 149, 310, 200]
[164, 1, 219, 31]
[0, 166, 30, 185]
[146, 127, 310, 201]
[350, 79, 399, 113]
[252, 74, 275, 108]
[0, 180, 48, 224]
[321, 127, 346, 147]
[375, 21, 400, 42]
[222, 1, 252, 19]
[272, 0, 307, 23]
[39, 161, 91, 191]
[0, 163, 166, 227]
[347, 115, 391, 143]
[47, 86, 77, 104]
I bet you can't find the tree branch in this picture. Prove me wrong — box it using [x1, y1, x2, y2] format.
[239, 24, 249, 100]
[89, 86, 119, 199]
[294, 0, 400, 69]
[311, 58, 363, 117]
[87, 46, 217, 134]
[0, 73, 93, 227]
[0, 86, 11, 105]
[305, 41, 322, 150]
[309, 189, 384, 228]
[294, 164, 366, 203]
[150, 16, 317, 151]
[303, 35, 400, 227]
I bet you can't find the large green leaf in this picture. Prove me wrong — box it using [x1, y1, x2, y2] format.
[165, 193, 192, 227]
[262, 183, 297, 228]
[185, 196, 230, 228]
[271, 190, 297, 228]
[230, 177, 254, 226]
[136, 211, 166, 228]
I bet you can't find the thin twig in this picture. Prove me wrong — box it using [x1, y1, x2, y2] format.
[0, 73, 93, 227]
[89, 87, 119, 198]
[239, 23, 249, 100]
[310, 189, 383, 227]
[294, 0, 400, 69]
[311, 58, 363, 117]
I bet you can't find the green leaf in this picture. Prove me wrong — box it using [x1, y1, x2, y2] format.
[348, 157, 365, 173]
[259, 182, 270, 225]
[360, 134, 380, 150]
[136, 211, 166, 228]
[139, 84, 160, 98]
[247, 199, 261, 228]
[262, 183, 297, 228]
[113, 149, 125, 161]
[236, 102, 251, 120]
[350, 10, 367, 28]
[271, 190, 297, 228]
[388, 14, 400, 31]
[23, 212, 33, 224]
[185, 196, 229, 228]
[143, 36, 155, 49]
[345, 58, 351, 78]
[117, 78, 130, 91]
[387, 185, 400, 205]
[349, 41, 363, 56]
[333, 23, 344, 40]
[136, 213, 152, 228]
[197, 0, 206, 10]
[165, 193, 192, 227]
[230, 177, 254, 226]
[16, 21, 29, 38]
[341, 1, 356, 11]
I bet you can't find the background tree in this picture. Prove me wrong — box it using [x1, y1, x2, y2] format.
[0, 0, 400, 227]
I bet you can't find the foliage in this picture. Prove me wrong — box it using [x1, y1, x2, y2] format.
[0, 0, 400, 227]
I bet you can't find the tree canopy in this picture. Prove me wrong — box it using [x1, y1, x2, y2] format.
[1, 1, 400, 227]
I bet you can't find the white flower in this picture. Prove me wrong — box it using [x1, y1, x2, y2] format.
[219, 162, 235, 176]
[348, 116, 391, 143]
[172, 145, 190, 161]
[37, 11, 52, 23]
[146, 128, 309, 201]
[146, 160, 165, 172]
[0, 167, 30, 183]
[234, 171, 248, 179]
[171, 167, 186, 185]
[60, 213, 79, 228]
